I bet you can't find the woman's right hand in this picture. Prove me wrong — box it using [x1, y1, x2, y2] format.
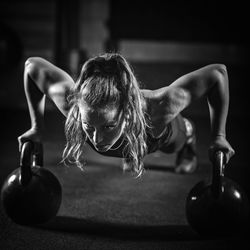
[17, 127, 43, 155]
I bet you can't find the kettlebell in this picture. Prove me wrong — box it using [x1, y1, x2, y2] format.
[185, 151, 250, 236]
[1, 141, 62, 225]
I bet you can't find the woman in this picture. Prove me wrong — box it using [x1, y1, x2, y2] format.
[18, 53, 235, 177]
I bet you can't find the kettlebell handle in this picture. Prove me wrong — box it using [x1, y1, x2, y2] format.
[214, 151, 225, 176]
[212, 151, 225, 197]
[20, 141, 44, 186]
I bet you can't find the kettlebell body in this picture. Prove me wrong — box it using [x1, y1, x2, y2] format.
[1, 142, 62, 225]
[186, 176, 249, 235]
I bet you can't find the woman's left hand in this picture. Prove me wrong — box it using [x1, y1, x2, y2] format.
[208, 135, 235, 164]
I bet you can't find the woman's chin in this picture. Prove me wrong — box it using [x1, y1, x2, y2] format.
[95, 145, 111, 152]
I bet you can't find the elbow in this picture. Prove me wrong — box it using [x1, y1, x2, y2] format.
[214, 63, 228, 76]
[25, 57, 41, 68]
[25, 57, 33, 67]
[24, 57, 37, 74]
[212, 64, 228, 85]
[25, 56, 44, 68]
[24, 57, 44, 80]
[24, 58, 35, 81]
[216, 64, 227, 75]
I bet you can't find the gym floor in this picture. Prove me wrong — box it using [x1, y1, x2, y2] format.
[0, 103, 249, 250]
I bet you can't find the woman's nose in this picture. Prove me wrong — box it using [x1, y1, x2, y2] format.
[93, 130, 103, 144]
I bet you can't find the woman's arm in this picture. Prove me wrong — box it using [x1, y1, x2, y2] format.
[153, 64, 234, 162]
[18, 57, 74, 150]
[25, 57, 75, 121]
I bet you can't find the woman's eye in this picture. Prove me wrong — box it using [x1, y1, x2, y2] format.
[105, 125, 116, 130]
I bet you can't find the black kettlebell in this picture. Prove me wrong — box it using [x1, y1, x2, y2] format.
[186, 151, 250, 236]
[1, 141, 62, 225]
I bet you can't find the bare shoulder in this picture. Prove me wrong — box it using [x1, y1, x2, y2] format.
[140, 88, 171, 120]
[152, 63, 227, 99]
[140, 64, 227, 123]
[25, 57, 75, 117]
[25, 57, 74, 87]
[173, 63, 227, 87]
[188, 63, 227, 74]
[140, 88, 180, 132]
[141, 88, 170, 106]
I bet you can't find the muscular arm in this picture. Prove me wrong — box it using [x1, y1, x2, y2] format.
[155, 64, 229, 138]
[24, 57, 75, 129]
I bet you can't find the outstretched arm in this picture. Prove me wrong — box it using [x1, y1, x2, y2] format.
[24, 57, 74, 119]
[154, 64, 234, 163]
[18, 57, 74, 150]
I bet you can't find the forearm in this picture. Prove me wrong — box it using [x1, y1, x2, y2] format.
[24, 64, 45, 131]
[207, 66, 229, 139]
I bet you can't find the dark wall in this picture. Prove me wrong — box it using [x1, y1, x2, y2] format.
[109, 0, 248, 44]
[107, 0, 249, 119]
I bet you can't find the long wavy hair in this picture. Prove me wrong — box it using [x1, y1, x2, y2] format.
[62, 53, 150, 177]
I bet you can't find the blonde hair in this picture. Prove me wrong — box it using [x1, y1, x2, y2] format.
[62, 53, 150, 177]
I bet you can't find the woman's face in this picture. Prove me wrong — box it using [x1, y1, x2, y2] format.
[79, 103, 125, 152]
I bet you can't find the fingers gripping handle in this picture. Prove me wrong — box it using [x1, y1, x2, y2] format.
[212, 151, 225, 197]
[20, 141, 33, 186]
[20, 141, 44, 186]
[214, 151, 225, 177]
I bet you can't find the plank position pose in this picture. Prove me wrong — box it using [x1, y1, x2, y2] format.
[18, 53, 235, 177]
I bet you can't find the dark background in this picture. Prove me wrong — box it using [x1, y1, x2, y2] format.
[109, 0, 249, 44]
[0, 0, 249, 249]
[0, 0, 248, 174]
